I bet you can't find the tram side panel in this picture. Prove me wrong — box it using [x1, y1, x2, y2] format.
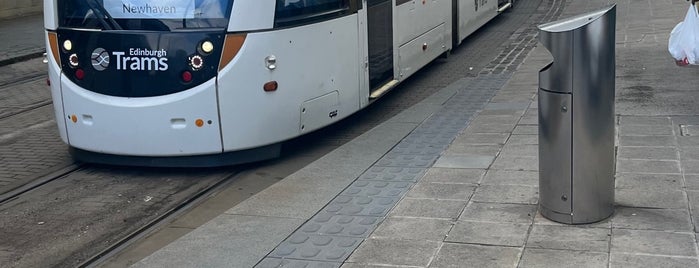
[456, 0, 498, 45]
[217, 16, 361, 151]
[395, 0, 452, 80]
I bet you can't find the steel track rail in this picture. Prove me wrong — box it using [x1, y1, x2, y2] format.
[78, 170, 243, 268]
[0, 163, 83, 204]
[0, 72, 46, 90]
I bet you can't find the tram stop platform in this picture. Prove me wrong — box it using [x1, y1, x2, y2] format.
[3, 0, 699, 267]
[128, 1, 699, 267]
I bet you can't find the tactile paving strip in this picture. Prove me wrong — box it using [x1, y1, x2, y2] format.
[256, 72, 512, 267]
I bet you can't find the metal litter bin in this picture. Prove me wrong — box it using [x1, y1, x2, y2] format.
[538, 5, 616, 224]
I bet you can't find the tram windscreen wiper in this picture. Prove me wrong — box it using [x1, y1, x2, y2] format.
[85, 0, 122, 30]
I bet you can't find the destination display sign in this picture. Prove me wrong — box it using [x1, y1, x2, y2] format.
[104, 0, 195, 19]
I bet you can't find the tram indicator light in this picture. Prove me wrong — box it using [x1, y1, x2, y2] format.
[181, 71, 193, 83]
[195, 119, 204, 127]
[263, 81, 278, 92]
[75, 69, 85, 80]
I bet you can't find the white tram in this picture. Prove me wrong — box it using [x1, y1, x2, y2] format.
[44, 0, 513, 166]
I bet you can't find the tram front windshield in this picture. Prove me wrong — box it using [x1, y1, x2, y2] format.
[58, 0, 234, 31]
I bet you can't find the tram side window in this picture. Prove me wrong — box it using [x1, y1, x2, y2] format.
[275, 0, 351, 27]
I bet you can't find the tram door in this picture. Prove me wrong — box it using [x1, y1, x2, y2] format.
[367, 0, 394, 91]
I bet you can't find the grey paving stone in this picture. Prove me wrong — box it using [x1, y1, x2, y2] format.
[686, 191, 699, 232]
[619, 116, 671, 126]
[482, 170, 538, 186]
[257, 258, 341, 268]
[371, 217, 452, 241]
[406, 182, 475, 200]
[612, 207, 692, 232]
[451, 133, 510, 145]
[519, 248, 608, 268]
[616, 159, 680, 174]
[445, 221, 530, 247]
[358, 167, 425, 183]
[616, 189, 687, 209]
[390, 142, 446, 156]
[340, 263, 389, 268]
[388, 102, 444, 124]
[619, 136, 675, 147]
[523, 108, 537, 118]
[464, 123, 517, 134]
[302, 213, 382, 238]
[420, 168, 485, 184]
[518, 115, 538, 125]
[611, 229, 697, 257]
[389, 198, 467, 220]
[459, 202, 536, 223]
[527, 225, 610, 252]
[490, 94, 534, 103]
[471, 184, 538, 204]
[479, 109, 525, 117]
[429, 243, 521, 268]
[341, 180, 412, 198]
[684, 175, 699, 190]
[610, 253, 699, 268]
[323, 195, 400, 217]
[471, 115, 521, 125]
[269, 234, 362, 262]
[678, 136, 699, 148]
[444, 144, 502, 156]
[433, 154, 495, 169]
[500, 144, 538, 157]
[512, 125, 537, 135]
[346, 238, 439, 267]
[490, 155, 538, 171]
[401, 133, 458, 146]
[681, 160, 699, 174]
[506, 134, 538, 145]
[680, 149, 699, 161]
[617, 146, 678, 160]
[614, 173, 683, 190]
[374, 154, 440, 168]
[533, 212, 612, 229]
[619, 125, 674, 136]
[485, 102, 531, 110]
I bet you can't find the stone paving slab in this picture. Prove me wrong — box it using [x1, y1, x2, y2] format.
[445, 221, 530, 247]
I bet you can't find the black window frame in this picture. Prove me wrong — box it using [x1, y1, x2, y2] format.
[274, 0, 358, 28]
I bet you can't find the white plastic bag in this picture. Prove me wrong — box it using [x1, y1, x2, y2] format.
[669, 4, 699, 66]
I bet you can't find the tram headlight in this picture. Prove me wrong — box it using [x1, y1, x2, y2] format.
[201, 41, 214, 54]
[63, 40, 73, 51]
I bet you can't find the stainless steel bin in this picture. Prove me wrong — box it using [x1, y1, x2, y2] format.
[538, 5, 616, 224]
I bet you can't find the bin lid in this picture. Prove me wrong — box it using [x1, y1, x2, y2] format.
[538, 4, 616, 33]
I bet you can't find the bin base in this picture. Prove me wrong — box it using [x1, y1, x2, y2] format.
[539, 204, 613, 225]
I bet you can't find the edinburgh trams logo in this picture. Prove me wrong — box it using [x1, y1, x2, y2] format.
[90, 47, 170, 71]
[91, 48, 110, 71]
